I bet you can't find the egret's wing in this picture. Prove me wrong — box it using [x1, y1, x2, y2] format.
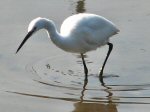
[60, 13, 119, 46]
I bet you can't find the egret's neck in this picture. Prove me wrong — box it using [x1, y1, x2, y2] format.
[46, 20, 62, 44]
[45, 19, 72, 52]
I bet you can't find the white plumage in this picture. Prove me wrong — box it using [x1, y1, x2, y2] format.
[60, 13, 119, 53]
[16, 13, 119, 77]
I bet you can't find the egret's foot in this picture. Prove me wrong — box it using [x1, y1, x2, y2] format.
[99, 74, 105, 85]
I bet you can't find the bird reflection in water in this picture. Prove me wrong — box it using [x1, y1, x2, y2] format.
[72, 76, 118, 112]
[76, 0, 86, 13]
[70, 0, 86, 14]
[73, 102, 117, 112]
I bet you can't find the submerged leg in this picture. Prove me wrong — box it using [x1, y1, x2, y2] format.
[99, 42, 113, 78]
[80, 75, 88, 102]
[81, 53, 88, 77]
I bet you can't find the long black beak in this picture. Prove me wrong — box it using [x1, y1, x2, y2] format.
[16, 29, 35, 54]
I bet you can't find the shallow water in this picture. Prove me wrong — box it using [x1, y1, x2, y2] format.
[1, 0, 150, 112]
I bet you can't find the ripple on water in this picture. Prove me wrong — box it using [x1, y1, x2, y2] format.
[17, 54, 150, 105]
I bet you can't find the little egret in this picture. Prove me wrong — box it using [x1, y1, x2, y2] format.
[16, 13, 119, 78]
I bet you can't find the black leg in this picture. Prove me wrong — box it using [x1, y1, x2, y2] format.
[80, 76, 88, 102]
[81, 53, 88, 77]
[99, 42, 113, 78]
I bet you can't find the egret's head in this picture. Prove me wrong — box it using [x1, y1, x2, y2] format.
[16, 17, 48, 53]
[28, 17, 48, 32]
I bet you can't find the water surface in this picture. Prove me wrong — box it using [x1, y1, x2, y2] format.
[0, 0, 150, 112]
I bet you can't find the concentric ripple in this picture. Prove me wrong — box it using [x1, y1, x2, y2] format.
[19, 53, 150, 104]
[26, 54, 100, 89]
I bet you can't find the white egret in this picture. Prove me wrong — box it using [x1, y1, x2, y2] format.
[16, 13, 119, 77]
